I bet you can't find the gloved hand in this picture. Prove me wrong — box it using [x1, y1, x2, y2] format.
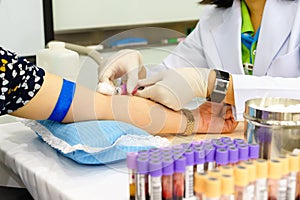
[97, 49, 146, 95]
[135, 67, 211, 111]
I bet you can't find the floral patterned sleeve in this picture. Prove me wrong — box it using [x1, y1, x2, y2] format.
[0, 46, 45, 115]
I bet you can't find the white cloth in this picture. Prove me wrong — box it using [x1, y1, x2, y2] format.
[153, 0, 300, 120]
[0, 122, 129, 200]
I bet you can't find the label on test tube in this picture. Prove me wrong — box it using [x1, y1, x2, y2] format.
[255, 159, 268, 200]
[137, 157, 149, 200]
[234, 165, 249, 200]
[287, 153, 299, 200]
[184, 148, 195, 199]
[278, 155, 289, 200]
[149, 159, 162, 200]
[242, 161, 256, 200]
[268, 159, 285, 200]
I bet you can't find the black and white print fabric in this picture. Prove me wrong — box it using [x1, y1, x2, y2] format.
[0, 46, 45, 115]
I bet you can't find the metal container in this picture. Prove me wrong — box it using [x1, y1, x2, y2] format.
[244, 98, 300, 159]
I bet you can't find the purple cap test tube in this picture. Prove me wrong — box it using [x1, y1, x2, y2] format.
[194, 148, 205, 173]
[205, 145, 215, 162]
[127, 152, 137, 169]
[215, 148, 229, 167]
[238, 143, 249, 162]
[228, 147, 239, 165]
[162, 157, 174, 175]
[205, 145, 216, 171]
[174, 156, 186, 173]
[220, 136, 232, 143]
[137, 157, 148, 174]
[213, 141, 227, 149]
[233, 138, 245, 145]
[184, 148, 194, 166]
[149, 159, 162, 177]
[248, 143, 260, 160]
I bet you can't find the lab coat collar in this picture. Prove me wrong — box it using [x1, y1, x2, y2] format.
[254, 0, 296, 75]
[211, 0, 244, 74]
[211, 0, 296, 75]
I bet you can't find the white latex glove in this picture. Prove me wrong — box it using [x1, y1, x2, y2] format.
[135, 67, 210, 111]
[97, 49, 145, 95]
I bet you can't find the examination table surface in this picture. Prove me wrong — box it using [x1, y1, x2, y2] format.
[0, 121, 244, 200]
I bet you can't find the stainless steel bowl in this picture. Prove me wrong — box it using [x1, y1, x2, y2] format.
[244, 98, 300, 159]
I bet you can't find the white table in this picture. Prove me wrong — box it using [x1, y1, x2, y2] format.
[0, 122, 129, 200]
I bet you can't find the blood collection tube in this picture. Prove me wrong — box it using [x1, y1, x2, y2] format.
[138, 150, 149, 158]
[194, 172, 207, 200]
[213, 141, 227, 149]
[173, 156, 186, 200]
[257, 127, 272, 159]
[207, 168, 222, 179]
[219, 165, 234, 176]
[234, 165, 249, 200]
[268, 159, 285, 200]
[242, 161, 256, 200]
[287, 153, 299, 200]
[228, 147, 239, 166]
[204, 145, 216, 171]
[137, 156, 150, 200]
[215, 148, 229, 168]
[181, 143, 192, 151]
[162, 157, 173, 200]
[278, 155, 289, 200]
[220, 136, 232, 144]
[203, 177, 221, 200]
[220, 174, 234, 200]
[183, 147, 195, 199]
[255, 159, 268, 200]
[237, 143, 249, 163]
[149, 159, 162, 200]
[233, 138, 245, 145]
[127, 152, 138, 200]
[248, 143, 260, 160]
[194, 148, 205, 174]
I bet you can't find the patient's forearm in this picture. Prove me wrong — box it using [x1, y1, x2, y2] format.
[65, 83, 186, 134]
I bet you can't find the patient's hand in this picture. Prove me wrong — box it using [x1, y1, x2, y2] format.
[196, 102, 238, 134]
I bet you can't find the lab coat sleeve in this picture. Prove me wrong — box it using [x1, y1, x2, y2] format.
[232, 74, 300, 120]
[145, 20, 209, 77]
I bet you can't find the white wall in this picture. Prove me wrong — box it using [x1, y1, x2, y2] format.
[53, 0, 202, 32]
[0, 0, 45, 56]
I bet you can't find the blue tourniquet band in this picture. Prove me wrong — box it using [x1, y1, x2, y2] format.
[48, 79, 76, 122]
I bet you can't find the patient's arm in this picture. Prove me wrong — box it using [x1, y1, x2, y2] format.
[10, 72, 187, 134]
[11, 72, 238, 134]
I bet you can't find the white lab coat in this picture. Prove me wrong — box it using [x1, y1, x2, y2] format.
[159, 0, 300, 120]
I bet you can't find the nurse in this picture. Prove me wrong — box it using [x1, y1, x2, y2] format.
[98, 0, 300, 121]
